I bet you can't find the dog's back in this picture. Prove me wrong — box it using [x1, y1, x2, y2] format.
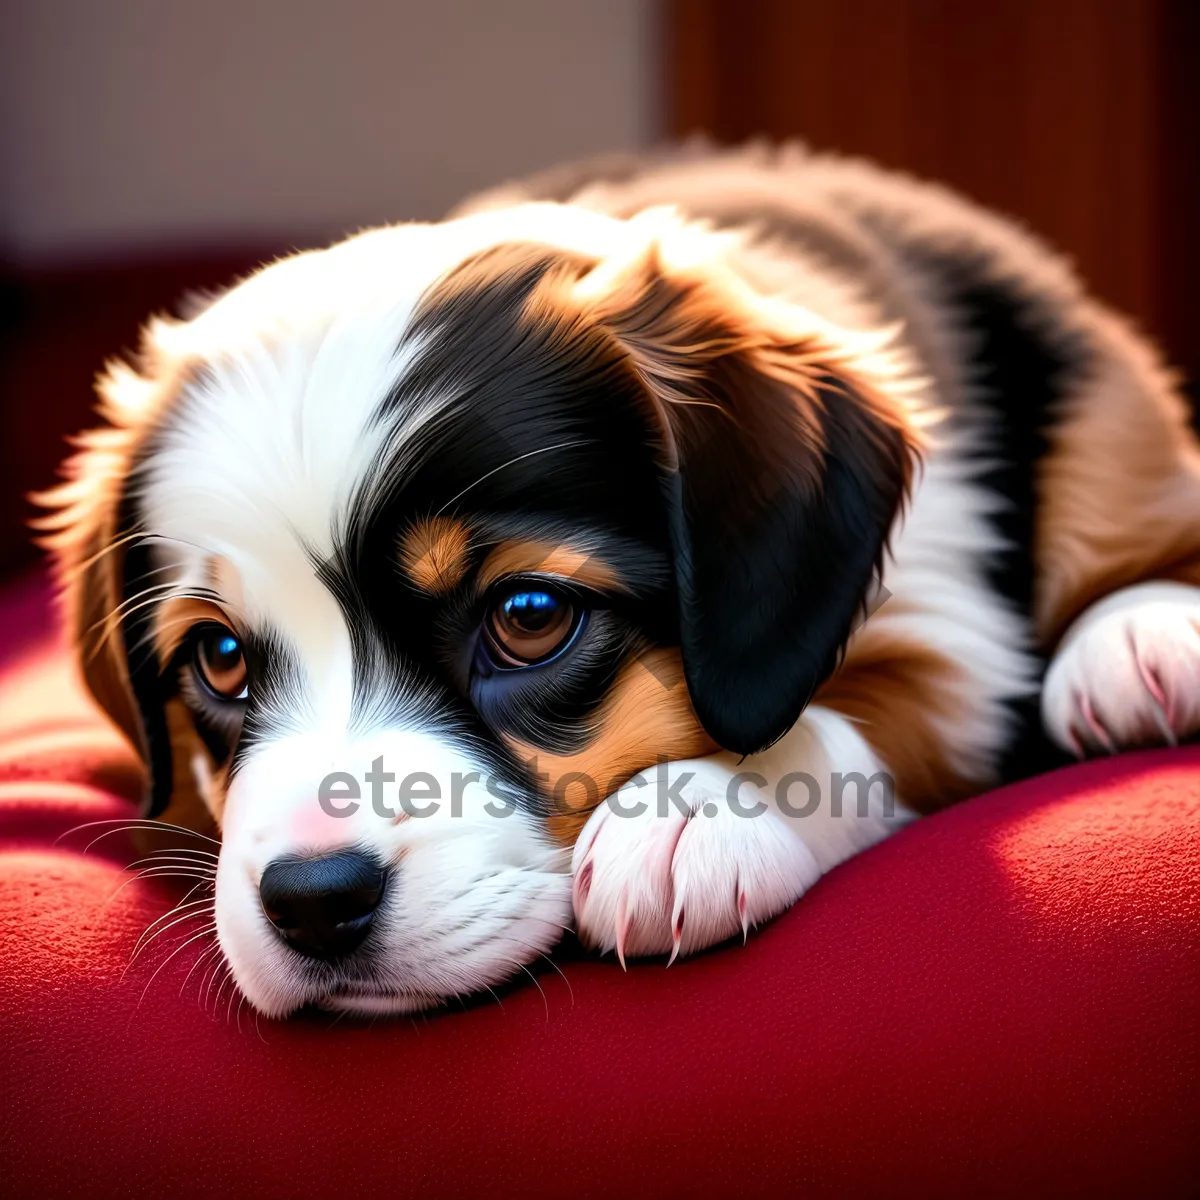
[465, 143, 1200, 790]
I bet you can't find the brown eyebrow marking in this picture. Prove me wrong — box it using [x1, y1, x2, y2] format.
[397, 516, 473, 595]
[477, 540, 624, 593]
[154, 598, 233, 668]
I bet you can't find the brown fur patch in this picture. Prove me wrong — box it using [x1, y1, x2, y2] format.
[572, 243, 924, 476]
[478, 540, 623, 592]
[157, 697, 223, 834]
[34, 460, 145, 762]
[506, 648, 718, 844]
[33, 352, 205, 774]
[397, 517, 472, 595]
[154, 597, 234, 667]
[1036, 312, 1200, 644]
[816, 628, 981, 814]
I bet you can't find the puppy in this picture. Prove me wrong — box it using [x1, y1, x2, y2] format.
[40, 145, 1200, 1017]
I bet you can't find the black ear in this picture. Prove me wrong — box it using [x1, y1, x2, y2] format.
[592, 252, 919, 753]
[661, 357, 915, 753]
[116, 499, 175, 817]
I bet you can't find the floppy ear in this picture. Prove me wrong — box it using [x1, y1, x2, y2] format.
[34, 365, 176, 817]
[583, 243, 922, 754]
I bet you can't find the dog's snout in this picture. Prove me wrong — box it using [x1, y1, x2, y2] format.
[259, 849, 388, 960]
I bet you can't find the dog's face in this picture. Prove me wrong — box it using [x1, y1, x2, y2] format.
[44, 205, 916, 1016]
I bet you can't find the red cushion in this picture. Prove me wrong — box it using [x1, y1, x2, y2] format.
[2, 571, 1198, 1195]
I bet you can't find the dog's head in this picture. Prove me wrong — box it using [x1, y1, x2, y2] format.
[41, 205, 919, 1016]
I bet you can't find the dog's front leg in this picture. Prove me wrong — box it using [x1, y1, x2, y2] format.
[571, 707, 913, 962]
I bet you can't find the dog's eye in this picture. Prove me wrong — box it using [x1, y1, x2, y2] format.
[484, 588, 577, 667]
[194, 626, 248, 701]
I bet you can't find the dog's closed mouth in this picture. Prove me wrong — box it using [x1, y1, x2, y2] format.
[314, 984, 435, 1018]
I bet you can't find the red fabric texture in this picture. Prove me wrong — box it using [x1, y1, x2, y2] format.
[1, 572, 1198, 1196]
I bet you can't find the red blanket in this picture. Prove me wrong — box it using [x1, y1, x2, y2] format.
[1, 572, 1197, 1195]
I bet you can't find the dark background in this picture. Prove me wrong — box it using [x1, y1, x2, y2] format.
[2, 0, 1197, 575]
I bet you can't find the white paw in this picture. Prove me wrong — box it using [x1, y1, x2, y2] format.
[1043, 583, 1200, 755]
[570, 758, 822, 963]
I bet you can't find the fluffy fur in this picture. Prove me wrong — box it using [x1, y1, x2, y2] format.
[39, 145, 1200, 1017]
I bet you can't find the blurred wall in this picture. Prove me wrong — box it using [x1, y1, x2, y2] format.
[667, 0, 1200, 395]
[0, 0, 658, 262]
[0, 0, 658, 573]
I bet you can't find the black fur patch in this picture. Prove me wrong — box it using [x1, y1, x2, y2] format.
[925, 257, 1093, 777]
[228, 630, 310, 768]
[941, 270, 1084, 609]
[314, 246, 679, 809]
[116, 504, 177, 818]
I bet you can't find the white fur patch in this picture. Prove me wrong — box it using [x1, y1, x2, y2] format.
[572, 707, 911, 961]
[216, 731, 570, 1017]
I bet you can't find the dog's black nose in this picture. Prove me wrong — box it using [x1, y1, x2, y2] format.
[259, 850, 388, 960]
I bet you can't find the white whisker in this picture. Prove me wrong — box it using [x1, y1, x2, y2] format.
[132, 924, 219, 1017]
[180, 942, 224, 998]
[57, 818, 220, 853]
[200, 958, 228, 1015]
[515, 962, 549, 1022]
[125, 853, 219, 873]
[131, 896, 218, 959]
[225, 976, 243, 1027]
[537, 952, 574, 1007]
[105, 869, 216, 905]
[125, 905, 216, 973]
[209, 964, 236, 1020]
[434, 439, 595, 517]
